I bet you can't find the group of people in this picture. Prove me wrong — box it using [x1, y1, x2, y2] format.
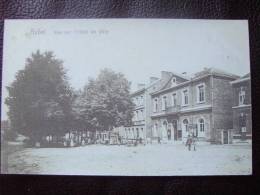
[185, 134, 197, 151]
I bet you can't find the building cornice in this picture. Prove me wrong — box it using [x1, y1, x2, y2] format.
[151, 72, 238, 96]
[230, 77, 250, 85]
[131, 88, 145, 97]
[180, 104, 212, 113]
[151, 104, 212, 118]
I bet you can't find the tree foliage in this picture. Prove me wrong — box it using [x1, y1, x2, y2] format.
[5, 51, 74, 141]
[83, 68, 134, 131]
[5, 51, 134, 145]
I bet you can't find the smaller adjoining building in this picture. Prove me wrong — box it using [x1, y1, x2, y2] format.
[126, 85, 146, 142]
[230, 74, 252, 143]
[122, 73, 174, 144]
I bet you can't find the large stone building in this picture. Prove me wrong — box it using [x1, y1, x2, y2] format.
[120, 68, 251, 145]
[149, 68, 240, 144]
[230, 74, 252, 143]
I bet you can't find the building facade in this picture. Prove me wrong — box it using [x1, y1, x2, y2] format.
[149, 68, 239, 144]
[122, 72, 178, 143]
[124, 86, 146, 141]
[230, 74, 252, 143]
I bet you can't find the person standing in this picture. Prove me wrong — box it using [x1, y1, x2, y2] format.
[192, 133, 197, 151]
[158, 136, 161, 144]
[186, 135, 192, 151]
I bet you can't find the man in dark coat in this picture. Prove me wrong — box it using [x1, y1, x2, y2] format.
[186, 135, 192, 151]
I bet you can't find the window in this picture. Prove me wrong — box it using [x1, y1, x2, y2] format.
[199, 118, 205, 132]
[136, 97, 139, 106]
[172, 93, 177, 106]
[197, 84, 205, 103]
[239, 113, 246, 132]
[182, 89, 189, 105]
[153, 123, 158, 137]
[153, 98, 158, 112]
[172, 77, 177, 86]
[141, 109, 144, 120]
[183, 119, 189, 132]
[162, 96, 167, 110]
[239, 87, 246, 105]
[140, 96, 144, 105]
[136, 111, 139, 120]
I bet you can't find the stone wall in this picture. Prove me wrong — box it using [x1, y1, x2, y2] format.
[212, 76, 235, 142]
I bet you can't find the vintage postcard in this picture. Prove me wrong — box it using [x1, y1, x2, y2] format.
[1, 19, 252, 175]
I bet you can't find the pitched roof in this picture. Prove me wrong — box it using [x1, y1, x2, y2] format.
[194, 67, 240, 79]
[151, 68, 240, 96]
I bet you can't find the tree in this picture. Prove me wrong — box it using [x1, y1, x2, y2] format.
[84, 69, 134, 132]
[5, 50, 74, 143]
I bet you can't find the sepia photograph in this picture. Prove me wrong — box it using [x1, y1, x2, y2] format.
[1, 19, 252, 175]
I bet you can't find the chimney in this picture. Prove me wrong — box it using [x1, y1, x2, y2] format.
[149, 77, 159, 84]
[137, 83, 145, 90]
[161, 71, 172, 79]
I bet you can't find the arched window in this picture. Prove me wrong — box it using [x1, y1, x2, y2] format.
[183, 119, 189, 132]
[199, 118, 204, 132]
[141, 128, 144, 138]
[153, 123, 158, 137]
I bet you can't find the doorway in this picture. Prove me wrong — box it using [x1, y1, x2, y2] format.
[162, 121, 168, 140]
[172, 120, 178, 141]
[223, 130, 229, 144]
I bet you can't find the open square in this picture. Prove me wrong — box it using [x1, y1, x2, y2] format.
[5, 143, 251, 175]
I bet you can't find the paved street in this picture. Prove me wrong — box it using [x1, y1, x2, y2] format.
[6, 143, 251, 175]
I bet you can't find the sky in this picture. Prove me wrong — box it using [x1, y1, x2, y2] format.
[1, 19, 250, 120]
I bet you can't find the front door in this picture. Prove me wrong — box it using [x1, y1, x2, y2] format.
[162, 122, 168, 140]
[223, 130, 228, 144]
[172, 120, 178, 141]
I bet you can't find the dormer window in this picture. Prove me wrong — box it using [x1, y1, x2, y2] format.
[172, 77, 177, 86]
